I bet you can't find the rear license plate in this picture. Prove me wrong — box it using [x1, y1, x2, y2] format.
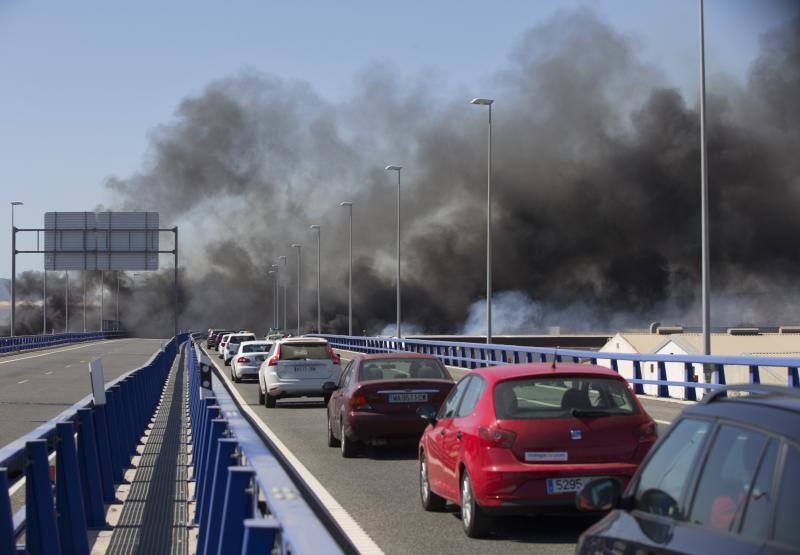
[294, 366, 319, 373]
[388, 393, 428, 403]
[546, 476, 597, 495]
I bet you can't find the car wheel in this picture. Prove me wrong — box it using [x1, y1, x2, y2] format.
[327, 412, 340, 448]
[265, 394, 277, 408]
[340, 419, 357, 458]
[461, 471, 491, 538]
[419, 451, 446, 511]
[258, 386, 265, 405]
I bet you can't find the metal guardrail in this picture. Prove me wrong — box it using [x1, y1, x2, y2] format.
[0, 333, 187, 554]
[312, 334, 800, 402]
[0, 331, 125, 354]
[187, 337, 351, 554]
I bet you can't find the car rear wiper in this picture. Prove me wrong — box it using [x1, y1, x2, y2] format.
[570, 409, 624, 418]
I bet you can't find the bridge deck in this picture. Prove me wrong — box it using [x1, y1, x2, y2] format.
[106, 345, 189, 554]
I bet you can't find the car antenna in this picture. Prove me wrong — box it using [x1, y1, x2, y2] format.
[552, 347, 558, 369]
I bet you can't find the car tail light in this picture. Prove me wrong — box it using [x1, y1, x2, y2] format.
[350, 393, 372, 411]
[237, 357, 249, 364]
[635, 420, 657, 443]
[325, 344, 341, 364]
[478, 425, 516, 449]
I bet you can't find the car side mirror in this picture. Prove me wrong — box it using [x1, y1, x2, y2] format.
[322, 381, 338, 393]
[576, 478, 622, 512]
[416, 405, 437, 426]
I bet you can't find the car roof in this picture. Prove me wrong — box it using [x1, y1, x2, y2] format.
[279, 336, 328, 344]
[240, 340, 271, 345]
[470, 363, 624, 384]
[356, 353, 442, 361]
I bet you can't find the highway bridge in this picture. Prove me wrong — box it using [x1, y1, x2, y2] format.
[1, 332, 797, 554]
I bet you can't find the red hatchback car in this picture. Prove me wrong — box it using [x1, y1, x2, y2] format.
[418, 363, 657, 537]
[324, 354, 455, 458]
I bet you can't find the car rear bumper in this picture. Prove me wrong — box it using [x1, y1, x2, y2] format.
[473, 462, 639, 511]
[265, 378, 332, 398]
[234, 365, 260, 377]
[346, 411, 428, 442]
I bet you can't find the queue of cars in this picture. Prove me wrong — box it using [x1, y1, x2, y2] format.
[203, 329, 800, 552]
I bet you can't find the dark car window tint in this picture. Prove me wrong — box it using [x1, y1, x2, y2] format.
[688, 425, 767, 532]
[280, 344, 329, 360]
[773, 445, 800, 547]
[359, 359, 448, 382]
[340, 362, 354, 388]
[438, 376, 472, 419]
[493, 376, 637, 420]
[242, 343, 270, 353]
[635, 418, 711, 519]
[455, 376, 484, 417]
[738, 439, 777, 540]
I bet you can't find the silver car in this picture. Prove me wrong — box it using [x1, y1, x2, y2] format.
[230, 340, 273, 382]
[258, 337, 342, 408]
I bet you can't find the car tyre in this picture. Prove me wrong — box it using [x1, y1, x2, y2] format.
[461, 471, 491, 538]
[340, 420, 357, 458]
[327, 412, 340, 447]
[265, 394, 277, 408]
[258, 386, 265, 405]
[419, 451, 446, 511]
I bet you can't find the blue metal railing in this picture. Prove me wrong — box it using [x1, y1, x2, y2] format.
[313, 334, 800, 402]
[187, 337, 351, 554]
[0, 331, 125, 354]
[0, 333, 187, 554]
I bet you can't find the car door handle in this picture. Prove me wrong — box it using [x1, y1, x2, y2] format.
[456, 431, 462, 440]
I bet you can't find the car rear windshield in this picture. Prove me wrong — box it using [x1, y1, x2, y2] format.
[359, 359, 448, 381]
[493, 376, 638, 420]
[229, 335, 255, 343]
[242, 343, 270, 353]
[279, 343, 330, 360]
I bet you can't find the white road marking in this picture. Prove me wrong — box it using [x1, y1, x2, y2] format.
[0, 339, 126, 365]
[204, 348, 385, 555]
[17, 379, 29, 384]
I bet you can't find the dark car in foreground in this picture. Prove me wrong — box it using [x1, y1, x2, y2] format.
[325, 354, 455, 458]
[418, 363, 657, 538]
[576, 384, 800, 555]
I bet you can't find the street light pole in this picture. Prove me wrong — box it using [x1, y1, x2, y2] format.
[385, 166, 402, 338]
[310, 225, 321, 333]
[43, 268, 47, 334]
[10, 201, 23, 337]
[82, 271, 86, 332]
[278, 255, 287, 330]
[116, 272, 120, 330]
[340, 202, 353, 336]
[699, 0, 711, 356]
[65, 271, 69, 333]
[471, 97, 494, 344]
[268, 270, 278, 329]
[291, 244, 302, 336]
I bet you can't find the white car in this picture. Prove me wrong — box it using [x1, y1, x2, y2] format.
[222, 333, 256, 365]
[230, 340, 273, 382]
[217, 334, 233, 357]
[258, 337, 342, 408]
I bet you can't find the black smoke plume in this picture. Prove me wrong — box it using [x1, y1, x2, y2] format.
[101, 9, 799, 338]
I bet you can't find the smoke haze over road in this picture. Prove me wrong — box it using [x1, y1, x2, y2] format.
[12, 9, 797, 338]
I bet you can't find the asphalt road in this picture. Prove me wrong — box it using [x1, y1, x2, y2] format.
[0, 338, 167, 447]
[205, 347, 685, 555]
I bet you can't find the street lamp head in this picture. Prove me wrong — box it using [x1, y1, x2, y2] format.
[268, 270, 276, 275]
[271, 263, 279, 269]
[291, 243, 302, 249]
[278, 255, 287, 262]
[470, 98, 494, 106]
[309, 225, 320, 230]
[385, 165, 402, 172]
[339, 201, 352, 207]
[11, 201, 23, 206]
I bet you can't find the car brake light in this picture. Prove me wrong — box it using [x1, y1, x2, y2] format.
[350, 393, 372, 411]
[237, 357, 249, 364]
[325, 344, 341, 364]
[635, 420, 657, 443]
[478, 425, 516, 449]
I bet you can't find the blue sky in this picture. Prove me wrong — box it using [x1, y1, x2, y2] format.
[1, 0, 796, 277]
